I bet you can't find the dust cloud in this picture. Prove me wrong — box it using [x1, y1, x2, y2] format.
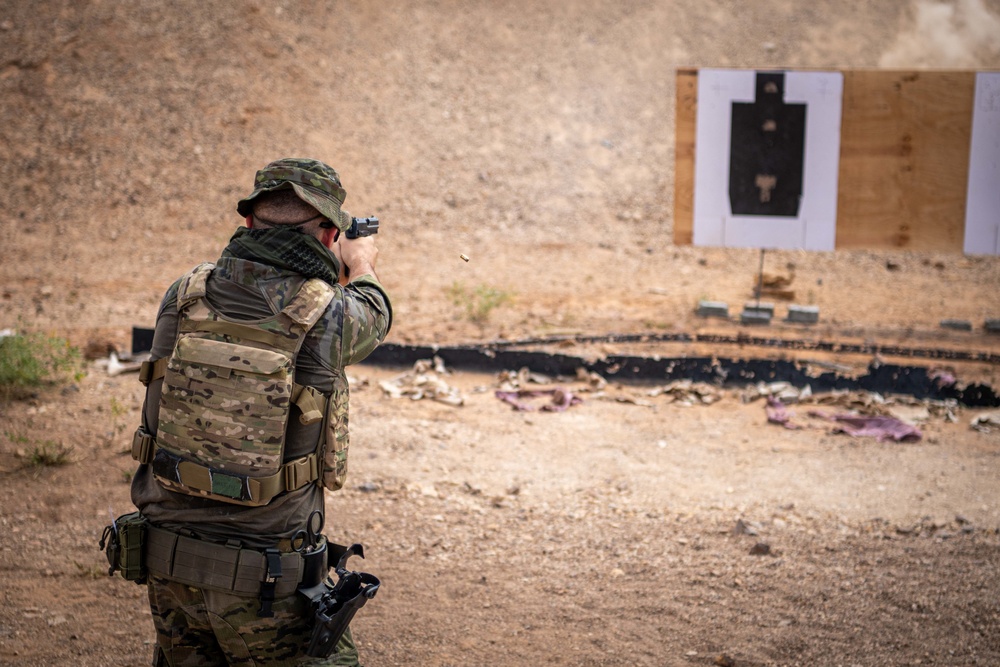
[880, 0, 1000, 68]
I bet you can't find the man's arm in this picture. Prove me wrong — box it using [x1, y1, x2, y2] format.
[311, 232, 391, 369]
[339, 275, 392, 366]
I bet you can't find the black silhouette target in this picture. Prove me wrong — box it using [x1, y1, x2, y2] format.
[728, 72, 806, 217]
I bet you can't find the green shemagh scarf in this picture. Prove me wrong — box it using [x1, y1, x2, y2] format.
[223, 226, 340, 286]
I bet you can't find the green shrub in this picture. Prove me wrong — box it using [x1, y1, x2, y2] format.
[0, 332, 84, 399]
[448, 282, 513, 325]
[27, 441, 73, 467]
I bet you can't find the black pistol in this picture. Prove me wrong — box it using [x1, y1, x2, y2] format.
[345, 216, 379, 239]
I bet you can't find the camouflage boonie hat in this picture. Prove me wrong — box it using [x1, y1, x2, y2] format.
[236, 158, 351, 232]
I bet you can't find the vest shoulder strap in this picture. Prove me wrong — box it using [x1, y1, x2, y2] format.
[280, 278, 336, 329]
[175, 263, 215, 310]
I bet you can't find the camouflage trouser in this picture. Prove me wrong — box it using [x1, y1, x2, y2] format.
[147, 575, 361, 666]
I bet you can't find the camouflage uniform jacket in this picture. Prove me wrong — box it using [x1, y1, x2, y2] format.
[130, 253, 392, 549]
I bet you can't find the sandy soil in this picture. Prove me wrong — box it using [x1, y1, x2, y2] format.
[1, 1, 1000, 666]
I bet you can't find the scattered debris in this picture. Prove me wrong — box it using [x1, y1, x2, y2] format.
[749, 542, 772, 556]
[608, 395, 654, 408]
[93, 350, 146, 376]
[368, 342, 1000, 408]
[492, 366, 619, 411]
[929, 368, 957, 388]
[108, 351, 142, 377]
[970, 411, 1000, 433]
[574, 367, 608, 390]
[808, 389, 887, 409]
[346, 373, 370, 389]
[378, 357, 465, 406]
[742, 381, 811, 404]
[747, 384, 958, 423]
[885, 404, 930, 427]
[496, 366, 556, 390]
[732, 519, 759, 536]
[495, 387, 583, 412]
[764, 397, 923, 441]
[647, 379, 722, 405]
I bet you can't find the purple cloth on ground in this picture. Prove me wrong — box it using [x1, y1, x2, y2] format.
[765, 398, 922, 442]
[765, 397, 802, 429]
[826, 414, 922, 442]
[495, 387, 583, 412]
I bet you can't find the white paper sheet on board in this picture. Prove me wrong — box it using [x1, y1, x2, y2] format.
[692, 69, 843, 251]
[964, 72, 1000, 256]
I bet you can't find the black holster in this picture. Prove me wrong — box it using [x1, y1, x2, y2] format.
[300, 544, 380, 658]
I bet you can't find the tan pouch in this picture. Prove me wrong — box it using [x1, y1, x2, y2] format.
[322, 375, 350, 490]
[100, 511, 148, 584]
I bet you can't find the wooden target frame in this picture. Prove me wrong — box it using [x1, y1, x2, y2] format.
[674, 68, 1000, 255]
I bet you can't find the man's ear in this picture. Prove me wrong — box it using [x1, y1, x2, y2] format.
[245, 215, 254, 229]
[321, 227, 340, 248]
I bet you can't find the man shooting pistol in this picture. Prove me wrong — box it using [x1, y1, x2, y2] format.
[112, 157, 392, 666]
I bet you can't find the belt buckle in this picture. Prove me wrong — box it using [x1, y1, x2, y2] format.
[131, 428, 154, 463]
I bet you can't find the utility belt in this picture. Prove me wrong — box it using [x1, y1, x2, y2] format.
[101, 512, 329, 612]
[101, 511, 379, 657]
[146, 524, 329, 600]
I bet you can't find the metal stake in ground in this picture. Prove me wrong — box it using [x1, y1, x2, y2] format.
[755, 247, 766, 307]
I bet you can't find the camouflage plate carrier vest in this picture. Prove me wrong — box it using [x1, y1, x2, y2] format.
[132, 263, 336, 506]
